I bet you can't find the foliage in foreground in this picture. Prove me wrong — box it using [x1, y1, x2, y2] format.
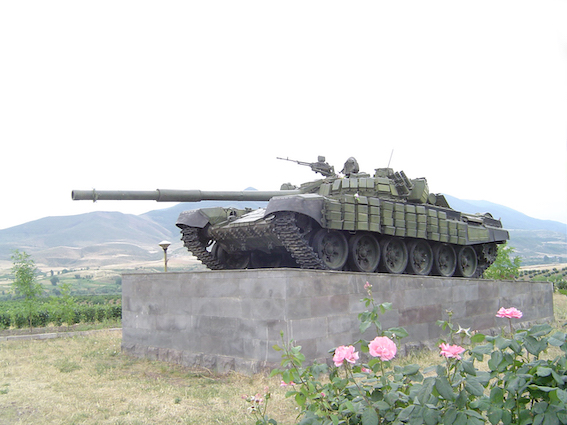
[483, 242, 522, 281]
[262, 283, 567, 425]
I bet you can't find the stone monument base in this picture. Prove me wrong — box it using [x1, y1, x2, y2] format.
[121, 269, 554, 374]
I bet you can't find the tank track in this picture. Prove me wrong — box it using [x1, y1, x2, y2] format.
[181, 214, 495, 277]
[179, 225, 224, 270]
[272, 212, 326, 269]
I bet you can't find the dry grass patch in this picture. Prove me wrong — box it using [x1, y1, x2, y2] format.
[0, 330, 297, 424]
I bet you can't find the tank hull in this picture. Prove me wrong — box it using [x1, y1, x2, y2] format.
[176, 193, 509, 278]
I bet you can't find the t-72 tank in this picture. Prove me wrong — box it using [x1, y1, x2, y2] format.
[72, 156, 509, 278]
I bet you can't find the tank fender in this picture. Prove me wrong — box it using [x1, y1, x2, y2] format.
[489, 228, 510, 243]
[176, 209, 210, 228]
[265, 194, 325, 226]
[176, 207, 232, 229]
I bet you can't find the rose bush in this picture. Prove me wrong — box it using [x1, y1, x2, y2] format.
[262, 285, 567, 425]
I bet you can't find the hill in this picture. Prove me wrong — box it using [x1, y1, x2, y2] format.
[0, 196, 565, 269]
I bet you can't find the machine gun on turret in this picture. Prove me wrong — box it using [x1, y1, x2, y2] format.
[277, 156, 336, 177]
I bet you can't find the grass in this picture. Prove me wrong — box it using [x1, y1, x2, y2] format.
[0, 330, 299, 424]
[1, 294, 565, 424]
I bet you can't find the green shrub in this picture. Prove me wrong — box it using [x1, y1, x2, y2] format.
[266, 283, 567, 425]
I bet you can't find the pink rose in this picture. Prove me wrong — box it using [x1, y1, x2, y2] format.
[333, 345, 359, 367]
[496, 307, 523, 319]
[439, 343, 465, 360]
[368, 336, 397, 361]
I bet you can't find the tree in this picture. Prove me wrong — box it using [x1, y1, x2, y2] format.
[483, 243, 522, 280]
[50, 276, 59, 286]
[58, 282, 76, 327]
[11, 249, 43, 330]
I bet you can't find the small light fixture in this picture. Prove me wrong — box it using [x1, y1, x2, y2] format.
[158, 240, 171, 272]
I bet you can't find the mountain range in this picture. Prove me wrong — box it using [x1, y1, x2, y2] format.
[0, 195, 565, 268]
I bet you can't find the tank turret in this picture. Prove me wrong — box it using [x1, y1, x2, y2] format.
[72, 156, 509, 277]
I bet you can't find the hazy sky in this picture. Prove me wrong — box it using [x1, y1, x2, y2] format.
[1, 1, 566, 231]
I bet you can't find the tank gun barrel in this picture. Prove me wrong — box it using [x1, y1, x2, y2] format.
[71, 189, 302, 203]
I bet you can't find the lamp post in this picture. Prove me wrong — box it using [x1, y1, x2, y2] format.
[158, 240, 171, 272]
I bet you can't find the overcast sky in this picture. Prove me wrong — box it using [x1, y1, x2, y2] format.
[1, 1, 566, 231]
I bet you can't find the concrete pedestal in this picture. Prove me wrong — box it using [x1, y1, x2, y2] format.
[121, 269, 554, 374]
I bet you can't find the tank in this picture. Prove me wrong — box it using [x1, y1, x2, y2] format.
[72, 156, 509, 278]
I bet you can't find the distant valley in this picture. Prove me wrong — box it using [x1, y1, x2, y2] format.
[0, 196, 565, 270]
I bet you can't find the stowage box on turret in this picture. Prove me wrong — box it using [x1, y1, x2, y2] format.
[72, 156, 509, 277]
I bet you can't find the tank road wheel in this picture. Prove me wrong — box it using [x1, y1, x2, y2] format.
[348, 233, 380, 272]
[311, 229, 348, 270]
[406, 240, 434, 275]
[380, 237, 408, 274]
[216, 246, 250, 269]
[432, 243, 457, 277]
[456, 246, 478, 278]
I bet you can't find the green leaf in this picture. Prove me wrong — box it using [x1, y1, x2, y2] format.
[536, 366, 553, 377]
[360, 320, 371, 334]
[295, 392, 306, 407]
[361, 407, 379, 425]
[509, 339, 523, 354]
[417, 377, 435, 405]
[379, 302, 393, 313]
[506, 376, 523, 393]
[387, 326, 409, 339]
[495, 336, 512, 350]
[344, 400, 356, 414]
[454, 411, 467, 425]
[435, 376, 455, 401]
[488, 351, 503, 371]
[403, 364, 421, 376]
[501, 409, 512, 425]
[533, 413, 544, 425]
[490, 386, 504, 405]
[423, 406, 440, 425]
[472, 343, 493, 355]
[465, 378, 485, 397]
[397, 405, 416, 422]
[528, 323, 553, 337]
[471, 333, 486, 343]
[487, 407, 503, 425]
[554, 388, 567, 404]
[529, 384, 557, 393]
[548, 331, 566, 347]
[461, 360, 477, 376]
[443, 408, 457, 424]
[465, 409, 486, 420]
[524, 335, 548, 357]
[456, 390, 467, 409]
[374, 400, 390, 411]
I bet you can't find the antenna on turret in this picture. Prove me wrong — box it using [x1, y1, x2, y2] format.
[387, 149, 394, 168]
